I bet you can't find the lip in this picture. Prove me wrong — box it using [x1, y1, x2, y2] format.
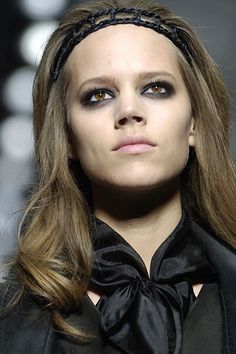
[112, 136, 156, 153]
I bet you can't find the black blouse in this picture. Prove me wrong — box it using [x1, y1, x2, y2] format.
[89, 212, 219, 353]
[60, 282, 223, 353]
[0, 281, 222, 354]
[85, 282, 223, 354]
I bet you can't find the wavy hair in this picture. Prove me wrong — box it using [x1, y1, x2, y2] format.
[5, 0, 236, 339]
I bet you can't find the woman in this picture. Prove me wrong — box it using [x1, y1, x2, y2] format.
[1, 0, 236, 353]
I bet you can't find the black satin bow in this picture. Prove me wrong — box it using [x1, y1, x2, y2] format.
[90, 212, 215, 354]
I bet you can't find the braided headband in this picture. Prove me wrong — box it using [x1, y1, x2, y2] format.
[51, 7, 192, 82]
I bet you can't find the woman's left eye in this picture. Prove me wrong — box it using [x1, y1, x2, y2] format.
[142, 82, 173, 97]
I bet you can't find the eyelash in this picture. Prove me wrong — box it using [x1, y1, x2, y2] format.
[80, 80, 175, 107]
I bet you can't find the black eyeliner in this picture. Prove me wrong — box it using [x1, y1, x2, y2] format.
[79, 79, 175, 107]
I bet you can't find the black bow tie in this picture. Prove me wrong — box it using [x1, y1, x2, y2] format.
[90, 212, 215, 354]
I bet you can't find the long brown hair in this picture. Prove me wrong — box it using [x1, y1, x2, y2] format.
[6, 0, 236, 339]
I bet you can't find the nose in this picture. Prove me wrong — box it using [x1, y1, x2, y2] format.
[114, 92, 147, 129]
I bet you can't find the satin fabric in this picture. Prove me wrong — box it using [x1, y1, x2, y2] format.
[90, 211, 216, 354]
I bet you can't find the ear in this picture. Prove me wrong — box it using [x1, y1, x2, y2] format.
[188, 117, 195, 147]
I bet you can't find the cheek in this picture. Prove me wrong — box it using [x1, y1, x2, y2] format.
[69, 120, 108, 178]
[166, 123, 190, 146]
[156, 111, 192, 164]
[70, 117, 96, 153]
[69, 107, 111, 150]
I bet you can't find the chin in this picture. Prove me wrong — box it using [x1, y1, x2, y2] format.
[103, 177, 172, 192]
[111, 184, 156, 192]
[90, 169, 182, 193]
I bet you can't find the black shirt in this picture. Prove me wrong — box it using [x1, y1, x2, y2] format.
[182, 282, 222, 354]
[0, 282, 222, 353]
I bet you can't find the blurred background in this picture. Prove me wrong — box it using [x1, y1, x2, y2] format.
[0, 0, 235, 274]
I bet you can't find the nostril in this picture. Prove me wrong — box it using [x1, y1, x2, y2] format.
[119, 118, 127, 126]
[116, 115, 145, 127]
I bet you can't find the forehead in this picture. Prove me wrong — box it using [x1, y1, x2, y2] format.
[66, 24, 183, 83]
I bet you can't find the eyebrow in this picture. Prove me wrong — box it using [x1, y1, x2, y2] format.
[77, 70, 177, 93]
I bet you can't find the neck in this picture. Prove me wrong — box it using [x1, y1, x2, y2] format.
[93, 180, 182, 273]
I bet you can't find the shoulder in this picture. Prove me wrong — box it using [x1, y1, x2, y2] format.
[190, 220, 236, 259]
[0, 281, 119, 354]
[190, 222, 236, 353]
[0, 280, 52, 354]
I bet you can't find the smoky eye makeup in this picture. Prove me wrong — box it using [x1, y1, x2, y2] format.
[142, 80, 175, 97]
[79, 87, 114, 107]
[78, 79, 176, 107]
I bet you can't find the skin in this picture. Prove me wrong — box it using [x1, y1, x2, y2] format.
[66, 24, 201, 300]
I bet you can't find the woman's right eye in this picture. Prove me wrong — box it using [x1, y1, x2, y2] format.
[81, 89, 113, 106]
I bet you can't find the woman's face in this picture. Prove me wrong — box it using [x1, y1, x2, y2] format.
[66, 24, 195, 192]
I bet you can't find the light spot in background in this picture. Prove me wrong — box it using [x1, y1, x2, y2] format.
[0, 156, 34, 276]
[19, 22, 57, 66]
[0, 115, 34, 160]
[2, 67, 35, 114]
[18, 0, 67, 20]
